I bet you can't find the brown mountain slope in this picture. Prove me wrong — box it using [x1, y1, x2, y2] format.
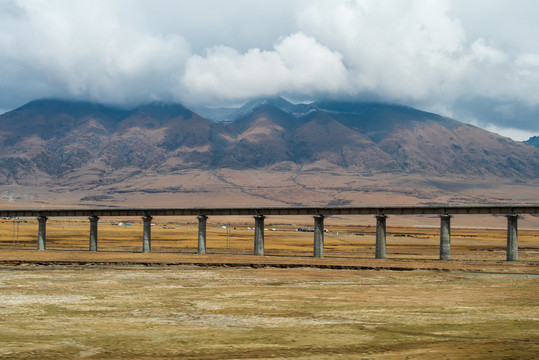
[293, 110, 399, 171]
[0, 98, 538, 207]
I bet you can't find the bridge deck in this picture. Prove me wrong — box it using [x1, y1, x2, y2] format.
[1, 204, 538, 217]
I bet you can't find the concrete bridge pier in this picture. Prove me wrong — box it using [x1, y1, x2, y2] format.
[89, 215, 99, 252]
[37, 216, 47, 250]
[375, 214, 387, 259]
[313, 214, 324, 258]
[440, 214, 452, 260]
[142, 215, 152, 253]
[197, 215, 208, 254]
[254, 215, 265, 255]
[506, 214, 518, 261]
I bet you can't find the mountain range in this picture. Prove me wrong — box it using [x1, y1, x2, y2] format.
[0, 97, 538, 208]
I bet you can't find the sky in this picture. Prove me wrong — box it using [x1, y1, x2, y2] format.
[1, 0, 538, 140]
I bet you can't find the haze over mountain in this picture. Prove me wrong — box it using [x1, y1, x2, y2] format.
[0, 98, 538, 208]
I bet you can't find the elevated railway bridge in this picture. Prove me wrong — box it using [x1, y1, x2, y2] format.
[1, 205, 538, 261]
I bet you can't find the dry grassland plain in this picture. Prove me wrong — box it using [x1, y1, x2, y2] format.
[0, 219, 538, 359]
[1, 216, 539, 261]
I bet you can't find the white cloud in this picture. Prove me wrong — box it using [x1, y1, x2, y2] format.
[182, 32, 348, 103]
[296, 0, 469, 101]
[0, 0, 538, 135]
[0, 0, 191, 105]
[293, 0, 539, 134]
[470, 39, 507, 64]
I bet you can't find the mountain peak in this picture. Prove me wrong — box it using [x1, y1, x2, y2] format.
[234, 96, 294, 118]
[313, 100, 433, 117]
[192, 96, 306, 123]
[15, 98, 123, 117]
[525, 136, 539, 147]
[243, 96, 292, 108]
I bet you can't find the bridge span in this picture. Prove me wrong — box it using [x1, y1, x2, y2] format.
[2, 205, 538, 261]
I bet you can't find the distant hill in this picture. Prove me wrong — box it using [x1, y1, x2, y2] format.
[1, 97, 538, 207]
[525, 136, 539, 147]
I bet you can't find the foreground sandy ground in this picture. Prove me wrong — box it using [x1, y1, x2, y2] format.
[0, 265, 537, 359]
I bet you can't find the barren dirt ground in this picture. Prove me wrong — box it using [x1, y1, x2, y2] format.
[0, 220, 538, 359]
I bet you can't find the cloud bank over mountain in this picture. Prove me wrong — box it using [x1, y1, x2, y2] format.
[1, 0, 538, 139]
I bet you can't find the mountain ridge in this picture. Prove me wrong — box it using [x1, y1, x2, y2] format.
[1, 98, 538, 207]
[526, 136, 539, 147]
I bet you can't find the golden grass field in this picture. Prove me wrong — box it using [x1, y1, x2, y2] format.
[0, 265, 538, 359]
[1, 217, 539, 262]
[0, 219, 538, 359]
